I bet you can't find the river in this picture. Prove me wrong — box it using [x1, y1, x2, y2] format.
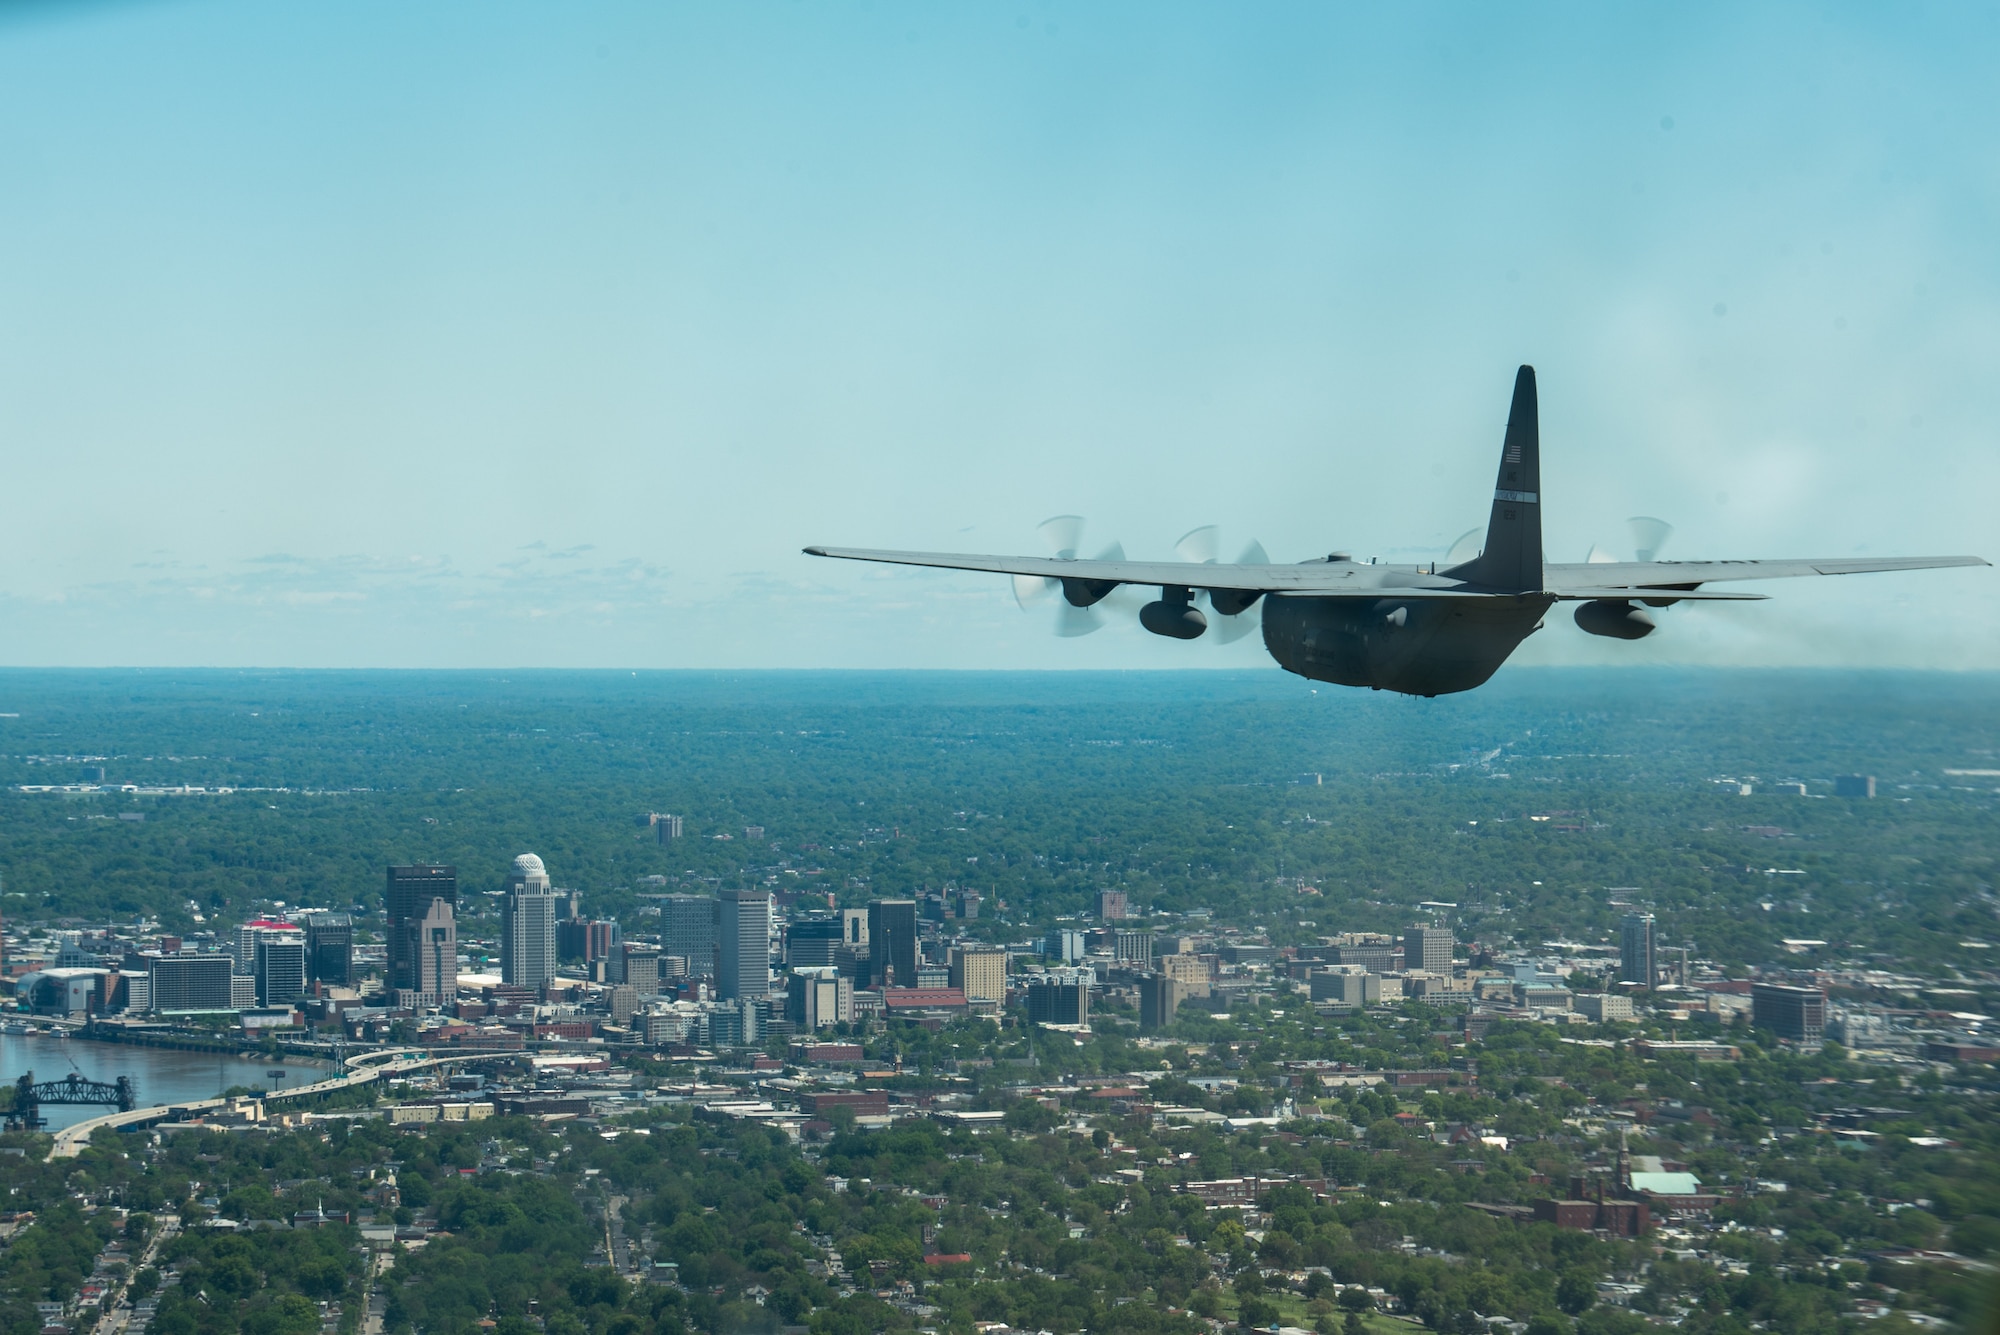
[0, 1031, 331, 1130]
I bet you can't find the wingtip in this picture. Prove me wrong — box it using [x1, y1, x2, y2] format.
[803, 545, 828, 557]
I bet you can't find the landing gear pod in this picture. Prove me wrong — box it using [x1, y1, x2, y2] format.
[1141, 588, 1208, 639]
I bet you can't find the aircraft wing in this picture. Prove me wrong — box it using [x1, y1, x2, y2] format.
[804, 545, 1469, 594]
[808, 546, 1986, 597]
[1545, 554, 1988, 593]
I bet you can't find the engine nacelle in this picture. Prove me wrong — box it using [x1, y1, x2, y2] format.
[1574, 599, 1656, 640]
[1208, 588, 1262, 618]
[1141, 597, 1208, 639]
[1061, 577, 1118, 608]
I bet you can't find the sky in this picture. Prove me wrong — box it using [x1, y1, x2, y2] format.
[1, 1, 1997, 671]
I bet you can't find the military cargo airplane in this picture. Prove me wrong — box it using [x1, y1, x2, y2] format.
[806, 366, 1987, 696]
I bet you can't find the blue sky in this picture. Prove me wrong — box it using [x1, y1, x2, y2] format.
[1, 1, 1995, 669]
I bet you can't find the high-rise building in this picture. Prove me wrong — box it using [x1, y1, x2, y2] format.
[867, 899, 918, 989]
[387, 865, 458, 994]
[718, 889, 773, 1002]
[557, 916, 589, 962]
[1402, 926, 1453, 976]
[1096, 889, 1129, 922]
[1024, 975, 1090, 1027]
[401, 897, 459, 1008]
[1044, 928, 1085, 965]
[1619, 913, 1657, 986]
[840, 908, 869, 948]
[1752, 983, 1826, 1043]
[607, 985, 638, 1025]
[150, 954, 235, 1013]
[663, 895, 720, 978]
[1832, 775, 1876, 798]
[253, 932, 306, 1007]
[620, 946, 662, 996]
[501, 854, 559, 991]
[233, 919, 294, 975]
[950, 945, 1007, 1002]
[1113, 930, 1155, 970]
[1139, 973, 1187, 1030]
[585, 920, 621, 964]
[707, 999, 761, 1049]
[1159, 951, 1211, 998]
[298, 912, 354, 988]
[787, 917, 844, 969]
[786, 967, 853, 1029]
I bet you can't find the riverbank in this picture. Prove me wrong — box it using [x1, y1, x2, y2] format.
[0, 1032, 333, 1131]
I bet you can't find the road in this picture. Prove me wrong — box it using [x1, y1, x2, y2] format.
[89, 1217, 177, 1335]
[362, 1246, 388, 1335]
[50, 1052, 445, 1159]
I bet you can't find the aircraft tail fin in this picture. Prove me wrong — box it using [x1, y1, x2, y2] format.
[1450, 364, 1543, 591]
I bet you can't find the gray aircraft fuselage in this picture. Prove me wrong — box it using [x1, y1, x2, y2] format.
[1261, 588, 1555, 696]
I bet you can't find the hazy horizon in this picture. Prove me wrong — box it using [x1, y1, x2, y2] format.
[2, 2, 1996, 671]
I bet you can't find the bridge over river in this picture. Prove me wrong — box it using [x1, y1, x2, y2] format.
[47, 1049, 479, 1159]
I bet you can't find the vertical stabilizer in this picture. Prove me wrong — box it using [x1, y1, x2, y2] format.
[1454, 365, 1543, 591]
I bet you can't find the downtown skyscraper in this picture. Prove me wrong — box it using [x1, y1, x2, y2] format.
[501, 853, 559, 991]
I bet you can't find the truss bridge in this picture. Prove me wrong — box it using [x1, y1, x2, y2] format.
[5, 1071, 138, 1130]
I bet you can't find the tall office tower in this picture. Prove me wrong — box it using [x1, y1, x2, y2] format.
[1159, 951, 1212, 998]
[1619, 912, 1657, 986]
[1402, 926, 1454, 976]
[717, 889, 773, 1002]
[1113, 929, 1155, 970]
[557, 915, 590, 963]
[585, 920, 622, 964]
[233, 920, 285, 974]
[620, 946, 662, 996]
[1024, 975, 1090, 1027]
[787, 917, 844, 969]
[1044, 928, 1085, 966]
[253, 932, 306, 1007]
[656, 814, 684, 843]
[298, 912, 354, 988]
[149, 953, 235, 1013]
[501, 854, 559, 991]
[786, 967, 853, 1029]
[387, 864, 458, 993]
[663, 895, 720, 977]
[1096, 889, 1129, 922]
[867, 899, 918, 989]
[403, 897, 459, 1007]
[950, 944, 1007, 1002]
[1139, 973, 1186, 1030]
[606, 984, 638, 1025]
[1751, 982, 1826, 1043]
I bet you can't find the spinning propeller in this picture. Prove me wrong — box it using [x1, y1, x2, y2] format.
[1011, 515, 1128, 636]
[1009, 517, 1269, 641]
[1587, 516, 1675, 565]
[1171, 525, 1269, 644]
